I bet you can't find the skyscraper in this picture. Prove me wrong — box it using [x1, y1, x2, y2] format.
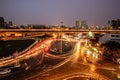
[0, 17, 5, 28]
[8, 21, 13, 26]
[110, 19, 120, 30]
[75, 20, 88, 29]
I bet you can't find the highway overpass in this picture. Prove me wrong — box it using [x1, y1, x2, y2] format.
[0, 29, 120, 39]
[0, 29, 120, 33]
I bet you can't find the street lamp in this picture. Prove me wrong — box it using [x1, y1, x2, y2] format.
[60, 21, 63, 54]
[58, 21, 63, 54]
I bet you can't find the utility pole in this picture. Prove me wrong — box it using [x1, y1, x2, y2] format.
[60, 21, 63, 54]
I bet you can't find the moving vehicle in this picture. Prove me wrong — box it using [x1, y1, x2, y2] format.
[0, 68, 11, 75]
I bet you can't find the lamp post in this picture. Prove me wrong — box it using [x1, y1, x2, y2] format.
[58, 21, 63, 54]
[60, 22, 63, 54]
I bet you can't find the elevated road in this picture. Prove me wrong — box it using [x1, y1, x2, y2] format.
[0, 38, 118, 80]
[0, 38, 55, 68]
[25, 39, 113, 80]
[0, 29, 120, 33]
[0, 29, 120, 40]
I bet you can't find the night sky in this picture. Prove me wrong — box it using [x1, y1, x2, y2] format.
[0, 0, 120, 26]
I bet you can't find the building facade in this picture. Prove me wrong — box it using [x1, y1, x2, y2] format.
[110, 19, 120, 30]
[8, 21, 13, 26]
[0, 17, 5, 28]
[75, 20, 88, 29]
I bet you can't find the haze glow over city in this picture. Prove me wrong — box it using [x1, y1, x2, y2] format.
[0, 0, 120, 26]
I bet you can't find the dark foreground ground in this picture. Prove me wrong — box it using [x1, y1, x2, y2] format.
[0, 39, 35, 58]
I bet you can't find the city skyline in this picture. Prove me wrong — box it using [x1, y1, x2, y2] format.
[0, 0, 120, 26]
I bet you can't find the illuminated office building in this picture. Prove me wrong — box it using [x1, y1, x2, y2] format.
[76, 20, 88, 29]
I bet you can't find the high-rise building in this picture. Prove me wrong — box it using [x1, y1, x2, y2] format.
[75, 20, 88, 29]
[8, 21, 13, 26]
[110, 19, 120, 30]
[0, 17, 5, 28]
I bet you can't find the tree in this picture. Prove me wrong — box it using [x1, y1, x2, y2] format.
[102, 41, 120, 60]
